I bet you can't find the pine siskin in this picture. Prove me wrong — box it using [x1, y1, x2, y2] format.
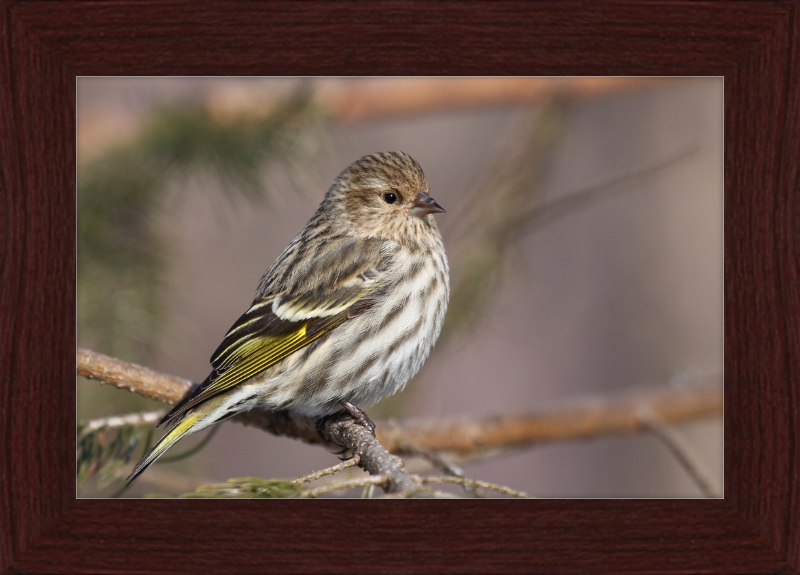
[127, 151, 449, 484]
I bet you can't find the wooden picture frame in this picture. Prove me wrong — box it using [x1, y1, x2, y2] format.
[1, 2, 798, 572]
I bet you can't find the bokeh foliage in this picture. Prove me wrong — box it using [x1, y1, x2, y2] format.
[78, 92, 320, 364]
[77, 421, 154, 490]
[176, 477, 306, 499]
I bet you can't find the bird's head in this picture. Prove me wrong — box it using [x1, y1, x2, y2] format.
[324, 152, 445, 246]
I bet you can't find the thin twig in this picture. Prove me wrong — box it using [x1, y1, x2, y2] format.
[637, 408, 722, 498]
[80, 410, 166, 434]
[518, 143, 701, 237]
[297, 475, 388, 498]
[397, 441, 465, 477]
[396, 440, 483, 497]
[420, 476, 531, 499]
[293, 454, 361, 485]
[381, 487, 460, 499]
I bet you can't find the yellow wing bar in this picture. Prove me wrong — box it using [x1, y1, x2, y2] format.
[164, 311, 349, 423]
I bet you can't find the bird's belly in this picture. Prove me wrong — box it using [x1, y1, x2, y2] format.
[260, 276, 447, 416]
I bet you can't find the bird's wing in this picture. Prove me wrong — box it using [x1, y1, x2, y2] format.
[159, 237, 390, 426]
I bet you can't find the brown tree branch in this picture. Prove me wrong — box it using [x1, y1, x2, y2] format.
[77, 350, 188, 404]
[379, 381, 722, 455]
[77, 348, 722, 470]
[306, 77, 659, 122]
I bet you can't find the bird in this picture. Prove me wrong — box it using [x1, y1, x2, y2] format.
[126, 151, 449, 484]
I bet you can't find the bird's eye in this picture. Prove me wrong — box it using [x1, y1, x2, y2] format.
[383, 192, 397, 204]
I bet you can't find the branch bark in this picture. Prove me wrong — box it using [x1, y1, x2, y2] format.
[379, 382, 721, 455]
[77, 348, 722, 481]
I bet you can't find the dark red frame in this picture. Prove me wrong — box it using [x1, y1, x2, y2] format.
[2, 2, 798, 573]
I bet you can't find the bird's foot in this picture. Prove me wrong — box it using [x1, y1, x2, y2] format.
[315, 413, 336, 441]
[340, 400, 376, 437]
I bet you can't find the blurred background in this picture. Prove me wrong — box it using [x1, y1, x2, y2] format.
[77, 77, 722, 498]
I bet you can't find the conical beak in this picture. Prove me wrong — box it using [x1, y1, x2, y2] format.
[410, 191, 446, 217]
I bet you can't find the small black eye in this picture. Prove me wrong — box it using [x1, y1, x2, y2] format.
[383, 192, 397, 204]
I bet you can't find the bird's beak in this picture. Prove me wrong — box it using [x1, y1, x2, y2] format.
[410, 191, 446, 217]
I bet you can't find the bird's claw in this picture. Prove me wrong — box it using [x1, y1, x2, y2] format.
[340, 401, 376, 436]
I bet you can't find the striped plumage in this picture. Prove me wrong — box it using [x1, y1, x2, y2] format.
[127, 152, 449, 484]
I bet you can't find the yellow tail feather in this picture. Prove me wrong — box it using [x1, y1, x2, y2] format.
[126, 414, 201, 485]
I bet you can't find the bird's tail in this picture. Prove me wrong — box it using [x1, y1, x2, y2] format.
[126, 413, 202, 485]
